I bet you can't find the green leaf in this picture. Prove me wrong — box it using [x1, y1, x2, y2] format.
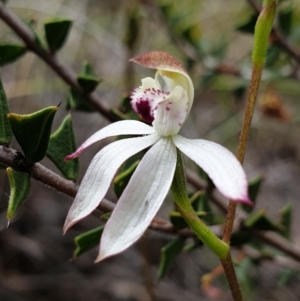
[279, 203, 292, 239]
[157, 237, 185, 279]
[47, 115, 79, 180]
[6, 167, 31, 221]
[236, 14, 257, 34]
[100, 212, 111, 222]
[113, 160, 139, 198]
[0, 43, 27, 66]
[181, 25, 201, 48]
[44, 18, 72, 52]
[73, 226, 104, 258]
[66, 89, 94, 112]
[242, 175, 264, 213]
[191, 191, 215, 224]
[235, 258, 254, 297]
[265, 44, 282, 67]
[27, 19, 47, 49]
[230, 231, 251, 246]
[183, 241, 203, 252]
[81, 61, 96, 76]
[77, 75, 101, 93]
[278, 8, 293, 36]
[77, 61, 102, 93]
[0, 70, 13, 145]
[244, 209, 279, 231]
[8, 106, 58, 162]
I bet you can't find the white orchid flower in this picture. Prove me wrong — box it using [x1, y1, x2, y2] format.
[64, 51, 251, 262]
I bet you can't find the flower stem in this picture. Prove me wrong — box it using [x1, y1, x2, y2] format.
[221, 255, 243, 301]
[171, 149, 229, 259]
[222, 0, 278, 244]
[172, 149, 243, 300]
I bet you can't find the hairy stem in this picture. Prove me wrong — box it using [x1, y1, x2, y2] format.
[222, 0, 278, 244]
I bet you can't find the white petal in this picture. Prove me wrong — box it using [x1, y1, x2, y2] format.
[65, 120, 155, 160]
[63, 133, 160, 232]
[172, 135, 251, 204]
[152, 86, 189, 136]
[96, 137, 177, 261]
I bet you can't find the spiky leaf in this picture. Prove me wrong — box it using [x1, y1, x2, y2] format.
[47, 115, 79, 180]
[6, 167, 31, 221]
[244, 210, 279, 231]
[242, 175, 263, 213]
[0, 70, 13, 145]
[279, 203, 292, 239]
[236, 14, 257, 34]
[158, 237, 185, 279]
[77, 75, 101, 93]
[0, 44, 27, 66]
[44, 18, 72, 52]
[73, 226, 104, 258]
[8, 106, 58, 162]
[66, 89, 94, 112]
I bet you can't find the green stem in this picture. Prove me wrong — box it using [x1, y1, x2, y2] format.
[222, 0, 278, 244]
[171, 149, 228, 259]
[172, 149, 243, 300]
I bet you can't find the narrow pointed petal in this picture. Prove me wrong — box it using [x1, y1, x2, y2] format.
[65, 120, 155, 160]
[96, 138, 177, 262]
[130, 51, 194, 114]
[173, 135, 251, 204]
[63, 134, 160, 232]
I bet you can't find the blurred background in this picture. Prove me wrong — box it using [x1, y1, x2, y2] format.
[1, 0, 300, 300]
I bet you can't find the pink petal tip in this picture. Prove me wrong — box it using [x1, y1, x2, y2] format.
[64, 151, 81, 162]
[236, 196, 253, 206]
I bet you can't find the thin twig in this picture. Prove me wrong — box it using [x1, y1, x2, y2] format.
[0, 145, 179, 234]
[0, 2, 115, 122]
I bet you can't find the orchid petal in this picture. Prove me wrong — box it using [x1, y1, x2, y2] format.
[96, 137, 177, 262]
[65, 120, 155, 160]
[152, 86, 189, 136]
[130, 51, 194, 116]
[172, 135, 251, 204]
[130, 77, 165, 123]
[63, 133, 160, 232]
